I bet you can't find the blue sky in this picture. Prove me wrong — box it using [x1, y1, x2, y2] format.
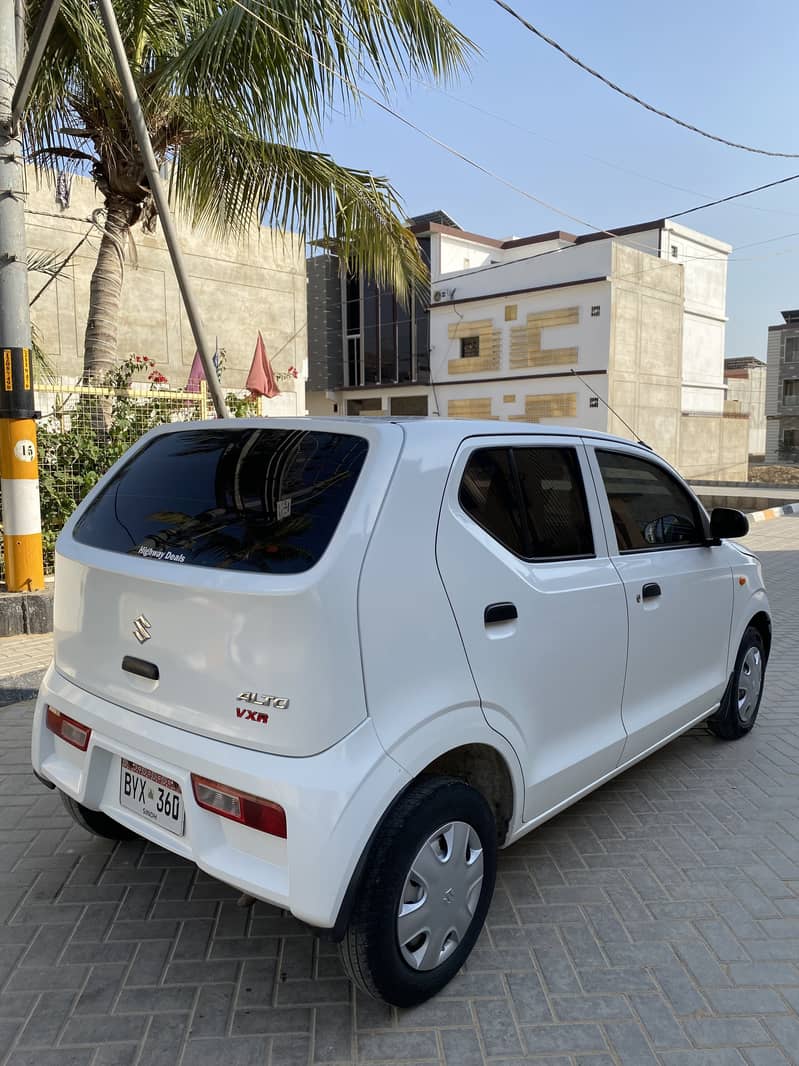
[318, 0, 799, 358]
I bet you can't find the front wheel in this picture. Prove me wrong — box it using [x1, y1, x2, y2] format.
[707, 626, 766, 740]
[340, 776, 497, 1006]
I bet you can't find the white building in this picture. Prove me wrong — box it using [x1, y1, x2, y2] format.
[307, 215, 747, 480]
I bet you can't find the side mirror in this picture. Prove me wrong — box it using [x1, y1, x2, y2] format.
[709, 507, 749, 541]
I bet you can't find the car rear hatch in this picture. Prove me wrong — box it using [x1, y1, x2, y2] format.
[52, 419, 403, 756]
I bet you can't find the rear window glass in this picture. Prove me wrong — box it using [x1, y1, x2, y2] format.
[458, 448, 526, 556]
[73, 428, 369, 574]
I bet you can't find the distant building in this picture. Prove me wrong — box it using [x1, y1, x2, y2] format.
[307, 214, 748, 481]
[724, 357, 766, 461]
[765, 311, 799, 463]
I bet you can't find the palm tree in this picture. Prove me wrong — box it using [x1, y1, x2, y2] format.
[23, 0, 473, 382]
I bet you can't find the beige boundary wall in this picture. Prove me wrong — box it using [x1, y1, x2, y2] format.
[26, 168, 307, 414]
[677, 414, 750, 482]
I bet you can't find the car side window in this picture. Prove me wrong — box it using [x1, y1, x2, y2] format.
[596, 449, 703, 552]
[513, 447, 594, 559]
[459, 448, 526, 556]
[459, 446, 594, 560]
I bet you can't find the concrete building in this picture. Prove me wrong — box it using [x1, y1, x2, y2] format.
[307, 215, 748, 480]
[724, 357, 767, 461]
[765, 310, 799, 463]
[26, 169, 307, 415]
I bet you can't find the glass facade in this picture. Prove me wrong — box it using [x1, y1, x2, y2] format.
[344, 235, 431, 388]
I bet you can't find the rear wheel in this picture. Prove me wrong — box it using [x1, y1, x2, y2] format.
[340, 776, 497, 1007]
[61, 792, 138, 841]
[707, 626, 766, 740]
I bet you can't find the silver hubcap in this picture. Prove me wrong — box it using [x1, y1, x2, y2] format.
[397, 821, 484, 972]
[737, 645, 763, 723]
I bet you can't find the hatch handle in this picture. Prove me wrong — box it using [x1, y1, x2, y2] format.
[122, 656, 159, 681]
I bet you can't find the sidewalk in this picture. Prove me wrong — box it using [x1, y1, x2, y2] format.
[0, 517, 797, 1065]
[0, 632, 52, 705]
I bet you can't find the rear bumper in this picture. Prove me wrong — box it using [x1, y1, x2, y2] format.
[32, 665, 409, 929]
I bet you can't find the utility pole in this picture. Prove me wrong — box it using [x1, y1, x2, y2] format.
[0, 0, 43, 591]
[96, 0, 229, 419]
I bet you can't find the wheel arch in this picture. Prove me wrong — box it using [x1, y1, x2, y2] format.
[328, 736, 521, 941]
[748, 610, 772, 661]
[420, 743, 515, 846]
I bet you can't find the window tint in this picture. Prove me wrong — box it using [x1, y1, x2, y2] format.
[596, 449, 702, 552]
[73, 429, 369, 574]
[459, 449, 525, 556]
[514, 448, 594, 558]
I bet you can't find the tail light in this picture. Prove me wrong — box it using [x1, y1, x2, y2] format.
[46, 707, 91, 751]
[191, 774, 287, 838]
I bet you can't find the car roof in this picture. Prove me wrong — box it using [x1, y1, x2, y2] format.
[159, 416, 653, 454]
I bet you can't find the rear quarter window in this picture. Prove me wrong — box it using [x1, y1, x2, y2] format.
[72, 428, 369, 574]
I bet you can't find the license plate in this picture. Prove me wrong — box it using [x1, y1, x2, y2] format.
[120, 759, 185, 836]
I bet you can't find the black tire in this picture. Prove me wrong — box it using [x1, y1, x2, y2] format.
[339, 775, 497, 1007]
[707, 625, 766, 741]
[61, 792, 138, 841]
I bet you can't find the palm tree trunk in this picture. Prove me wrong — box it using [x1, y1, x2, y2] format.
[83, 195, 130, 383]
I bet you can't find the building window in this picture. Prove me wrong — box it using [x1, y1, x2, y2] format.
[346, 397, 382, 416]
[784, 380, 799, 404]
[347, 335, 360, 387]
[461, 336, 481, 358]
[784, 429, 797, 448]
[390, 395, 428, 416]
[785, 336, 799, 362]
[670, 244, 679, 258]
[591, 305, 600, 317]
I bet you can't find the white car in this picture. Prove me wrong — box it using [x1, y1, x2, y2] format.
[32, 418, 770, 1005]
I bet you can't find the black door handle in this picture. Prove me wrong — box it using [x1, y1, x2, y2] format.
[122, 655, 159, 681]
[641, 582, 661, 601]
[484, 602, 518, 625]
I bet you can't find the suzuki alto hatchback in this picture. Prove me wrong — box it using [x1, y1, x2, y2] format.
[32, 418, 770, 1005]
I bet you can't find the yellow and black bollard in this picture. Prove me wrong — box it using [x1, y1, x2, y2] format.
[0, 346, 44, 591]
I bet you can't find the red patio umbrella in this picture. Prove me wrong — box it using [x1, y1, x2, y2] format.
[246, 332, 281, 399]
[185, 350, 205, 394]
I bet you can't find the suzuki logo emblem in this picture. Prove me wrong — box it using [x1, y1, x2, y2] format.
[133, 615, 152, 644]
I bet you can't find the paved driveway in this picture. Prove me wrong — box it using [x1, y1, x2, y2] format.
[1, 518, 798, 1066]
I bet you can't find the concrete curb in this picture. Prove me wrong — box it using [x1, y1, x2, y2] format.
[0, 588, 53, 637]
[748, 502, 799, 523]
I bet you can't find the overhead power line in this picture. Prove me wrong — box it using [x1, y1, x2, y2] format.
[243, 0, 799, 265]
[491, 0, 799, 160]
[669, 171, 799, 220]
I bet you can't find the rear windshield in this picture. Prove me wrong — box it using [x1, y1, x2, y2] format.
[73, 428, 369, 574]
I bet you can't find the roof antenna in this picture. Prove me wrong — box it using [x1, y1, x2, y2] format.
[569, 369, 650, 448]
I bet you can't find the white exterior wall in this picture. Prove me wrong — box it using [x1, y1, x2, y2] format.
[436, 234, 496, 277]
[725, 367, 767, 457]
[436, 233, 578, 282]
[428, 279, 611, 430]
[662, 221, 730, 415]
[436, 240, 613, 302]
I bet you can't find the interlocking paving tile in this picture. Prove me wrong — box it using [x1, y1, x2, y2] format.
[0, 516, 798, 1064]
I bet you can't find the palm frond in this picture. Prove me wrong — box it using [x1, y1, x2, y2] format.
[27, 248, 77, 278]
[172, 123, 427, 302]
